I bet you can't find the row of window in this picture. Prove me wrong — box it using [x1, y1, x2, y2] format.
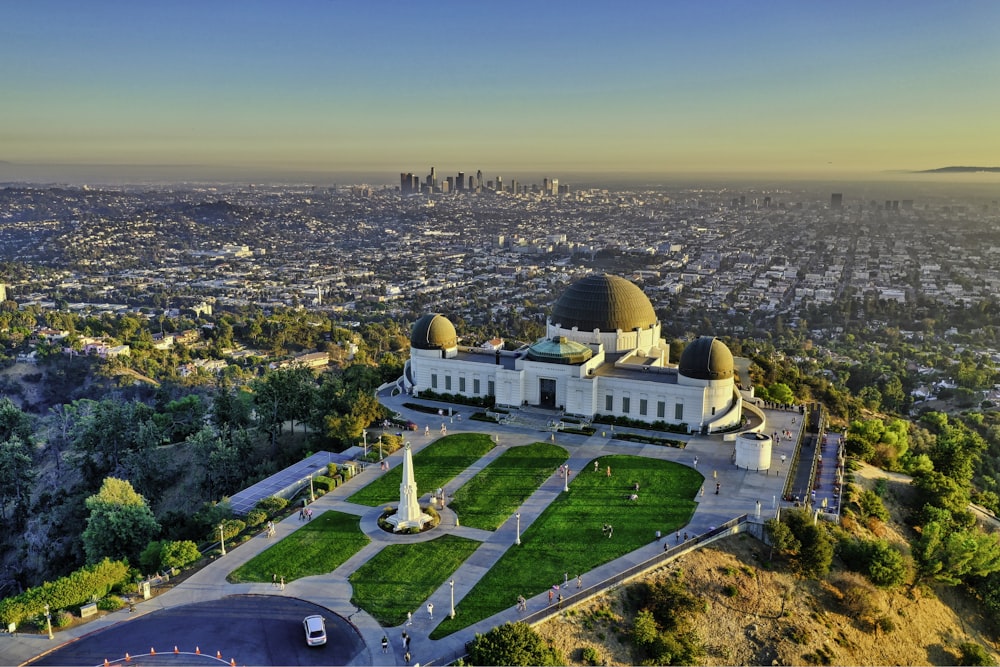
[605, 394, 687, 419]
[430, 374, 492, 396]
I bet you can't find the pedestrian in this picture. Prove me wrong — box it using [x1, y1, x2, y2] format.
[548, 589, 554, 605]
[693, 456, 698, 467]
[404, 650, 411, 666]
[307, 508, 313, 521]
[381, 636, 389, 654]
[715, 482, 720, 495]
[675, 531, 680, 543]
[406, 611, 412, 626]
[607, 524, 613, 538]
[664, 541, 669, 552]
[272, 573, 277, 587]
[655, 529, 661, 541]
[557, 593, 564, 609]
[427, 602, 434, 620]
[577, 574, 582, 589]
[299, 507, 305, 521]
[700, 485, 705, 496]
[683, 532, 688, 541]
[564, 572, 568, 584]
[279, 577, 285, 590]
[606, 465, 611, 477]
[404, 633, 411, 651]
[594, 460, 599, 472]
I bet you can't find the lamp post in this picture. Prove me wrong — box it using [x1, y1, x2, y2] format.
[44, 604, 53, 640]
[563, 465, 569, 492]
[309, 474, 315, 502]
[449, 579, 455, 619]
[378, 435, 383, 461]
[219, 523, 226, 556]
[515, 512, 521, 545]
[362, 429, 368, 458]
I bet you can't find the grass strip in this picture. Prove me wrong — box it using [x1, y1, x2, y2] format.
[430, 454, 703, 638]
[347, 433, 495, 507]
[226, 511, 369, 583]
[350, 534, 481, 626]
[448, 442, 568, 530]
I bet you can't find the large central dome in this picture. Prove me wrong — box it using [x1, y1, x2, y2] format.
[550, 274, 658, 332]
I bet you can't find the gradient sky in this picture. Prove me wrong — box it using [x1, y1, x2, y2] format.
[2, 1, 999, 181]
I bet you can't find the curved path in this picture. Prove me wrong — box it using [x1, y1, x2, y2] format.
[7, 394, 804, 667]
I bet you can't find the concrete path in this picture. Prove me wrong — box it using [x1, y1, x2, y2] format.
[4, 396, 807, 667]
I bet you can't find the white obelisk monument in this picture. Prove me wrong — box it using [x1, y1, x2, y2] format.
[387, 441, 432, 532]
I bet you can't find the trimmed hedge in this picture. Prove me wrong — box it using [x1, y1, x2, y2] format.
[245, 509, 267, 528]
[313, 475, 336, 493]
[254, 496, 287, 515]
[0, 558, 129, 627]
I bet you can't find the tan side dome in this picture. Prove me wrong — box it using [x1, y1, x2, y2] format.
[679, 336, 734, 381]
[410, 313, 457, 350]
[550, 274, 657, 332]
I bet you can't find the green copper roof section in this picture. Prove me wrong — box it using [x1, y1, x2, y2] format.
[550, 273, 658, 332]
[525, 336, 594, 365]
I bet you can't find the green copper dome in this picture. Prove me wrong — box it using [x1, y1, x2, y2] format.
[679, 336, 734, 381]
[551, 274, 658, 332]
[526, 336, 594, 364]
[410, 313, 458, 350]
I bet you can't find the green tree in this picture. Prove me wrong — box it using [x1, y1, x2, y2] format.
[467, 621, 564, 666]
[765, 518, 800, 560]
[0, 435, 35, 522]
[82, 477, 161, 566]
[768, 382, 795, 405]
[913, 521, 1000, 586]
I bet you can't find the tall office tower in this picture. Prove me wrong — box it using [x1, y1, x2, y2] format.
[551, 178, 559, 196]
[511, 179, 518, 195]
[763, 196, 772, 208]
[885, 200, 892, 210]
[457, 172, 464, 192]
[476, 170, 483, 192]
[495, 176, 503, 192]
[400, 173, 409, 194]
[446, 176, 454, 192]
[831, 193, 843, 209]
[901, 199, 913, 210]
[543, 178, 550, 193]
[468, 175, 475, 191]
[411, 174, 420, 193]
[430, 166, 437, 191]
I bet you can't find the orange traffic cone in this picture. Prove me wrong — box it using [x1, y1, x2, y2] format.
[217, 651, 222, 659]
[231, 660, 237, 666]
[150, 647, 155, 655]
[125, 653, 131, 663]
[174, 646, 179, 654]
[104, 660, 109, 666]
[195, 646, 201, 654]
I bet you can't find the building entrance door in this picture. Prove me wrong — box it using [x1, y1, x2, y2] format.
[539, 378, 556, 408]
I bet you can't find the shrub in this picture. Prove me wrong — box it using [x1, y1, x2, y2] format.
[313, 475, 336, 493]
[581, 646, 601, 666]
[98, 595, 125, 611]
[217, 519, 245, 542]
[139, 541, 163, 574]
[52, 609, 74, 629]
[957, 641, 998, 666]
[254, 496, 287, 515]
[160, 541, 201, 570]
[244, 509, 267, 528]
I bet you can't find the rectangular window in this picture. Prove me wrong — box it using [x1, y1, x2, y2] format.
[675, 403, 684, 420]
[473, 379, 481, 395]
[459, 377, 466, 393]
[488, 380, 495, 396]
[657, 401, 665, 419]
[639, 399, 648, 416]
[622, 397, 631, 414]
[605, 394, 613, 411]
[445, 376, 452, 391]
[431, 374, 438, 389]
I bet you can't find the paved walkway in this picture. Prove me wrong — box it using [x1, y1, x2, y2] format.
[5, 396, 806, 667]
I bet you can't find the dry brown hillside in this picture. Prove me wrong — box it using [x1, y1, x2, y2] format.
[538, 464, 1000, 666]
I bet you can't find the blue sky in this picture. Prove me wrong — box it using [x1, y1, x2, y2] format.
[2, 1, 998, 181]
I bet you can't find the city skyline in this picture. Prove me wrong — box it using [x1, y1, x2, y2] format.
[2, 1, 999, 183]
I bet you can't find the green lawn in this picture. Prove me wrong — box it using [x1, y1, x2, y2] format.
[226, 511, 370, 583]
[429, 454, 703, 638]
[349, 534, 481, 626]
[448, 442, 568, 530]
[347, 433, 496, 507]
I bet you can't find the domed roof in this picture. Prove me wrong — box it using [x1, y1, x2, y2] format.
[410, 313, 457, 350]
[679, 336, 734, 381]
[550, 274, 658, 332]
[525, 336, 594, 365]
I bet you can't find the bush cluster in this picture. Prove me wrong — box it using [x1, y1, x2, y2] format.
[0, 558, 129, 627]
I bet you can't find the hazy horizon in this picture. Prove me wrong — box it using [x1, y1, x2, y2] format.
[3, 1, 998, 184]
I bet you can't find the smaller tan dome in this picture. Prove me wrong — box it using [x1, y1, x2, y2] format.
[410, 314, 457, 350]
[679, 336, 734, 381]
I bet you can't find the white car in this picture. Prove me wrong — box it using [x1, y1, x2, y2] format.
[303, 615, 327, 646]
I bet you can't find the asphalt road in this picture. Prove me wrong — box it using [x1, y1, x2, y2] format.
[29, 595, 368, 666]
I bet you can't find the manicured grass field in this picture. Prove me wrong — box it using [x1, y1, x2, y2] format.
[448, 442, 568, 530]
[226, 511, 370, 583]
[347, 433, 496, 507]
[429, 454, 703, 638]
[349, 534, 481, 626]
